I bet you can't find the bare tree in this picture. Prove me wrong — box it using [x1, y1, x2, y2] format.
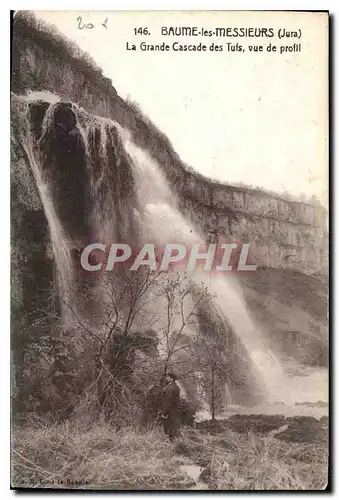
[191, 334, 229, 422]
[160, 274, 207, 376]
[14, 264, 223, 427]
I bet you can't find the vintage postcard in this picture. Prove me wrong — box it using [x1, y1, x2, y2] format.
[11, 10, 329, 491]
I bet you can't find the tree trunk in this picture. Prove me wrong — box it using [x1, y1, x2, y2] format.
[211, 369, 216, 422]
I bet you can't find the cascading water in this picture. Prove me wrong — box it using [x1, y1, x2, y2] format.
[13, 94, 75, 322]
[121, 132, 291, 404]
[119, 137, 329, 413]
[14, 94, 141, 328]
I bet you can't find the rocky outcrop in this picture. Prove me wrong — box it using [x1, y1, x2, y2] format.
[11, 97, 54, 319]
[176, 174, 327, 276]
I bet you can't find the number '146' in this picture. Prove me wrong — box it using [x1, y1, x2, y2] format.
[134, 27, 149, 35]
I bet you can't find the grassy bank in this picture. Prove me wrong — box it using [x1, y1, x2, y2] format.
[12, 419, 328, 491]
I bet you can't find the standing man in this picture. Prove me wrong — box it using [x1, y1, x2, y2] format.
[162, 372, 181, 441]
[141, 378, 164, 429]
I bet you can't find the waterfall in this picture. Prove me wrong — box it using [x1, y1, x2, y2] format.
[14, 97, 75, 321]
[14, 95, 141, 328]
[121, 132, 288, 404]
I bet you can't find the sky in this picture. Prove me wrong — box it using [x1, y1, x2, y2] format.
[33, 10, 328, 204]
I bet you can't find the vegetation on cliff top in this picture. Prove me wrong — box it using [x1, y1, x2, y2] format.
[12, 11, 116, 99]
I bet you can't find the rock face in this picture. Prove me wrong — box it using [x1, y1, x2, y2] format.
[177, 176, 327, 276]
[11, 11, 328, 278]
[11, 97, 54, 320]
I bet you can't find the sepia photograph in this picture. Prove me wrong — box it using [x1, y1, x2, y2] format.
[10, 9, 329, 491]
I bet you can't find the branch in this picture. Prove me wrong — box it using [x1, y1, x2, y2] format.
[59, 295, 102, 345]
